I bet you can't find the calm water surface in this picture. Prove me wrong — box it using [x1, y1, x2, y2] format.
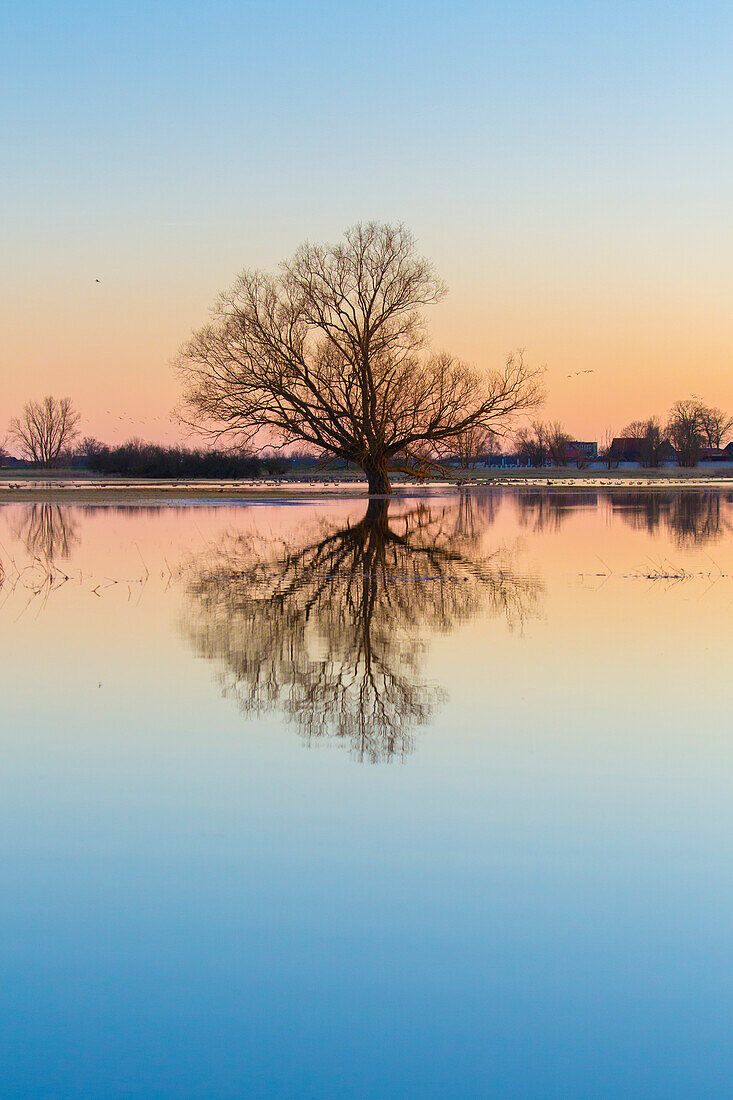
[1, 488, 732, 1098]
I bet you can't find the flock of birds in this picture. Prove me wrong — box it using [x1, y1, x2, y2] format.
[104, 412, 166, 426]
[566, 369, 595, 379]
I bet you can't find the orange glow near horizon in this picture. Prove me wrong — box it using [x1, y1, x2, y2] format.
[4, 255, 731, 449]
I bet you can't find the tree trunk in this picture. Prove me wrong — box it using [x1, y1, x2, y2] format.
[364, 459, 391, 496]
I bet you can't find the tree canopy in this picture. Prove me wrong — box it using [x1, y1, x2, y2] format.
[9, 396, 80, 468]
[177, 222, 541, 493]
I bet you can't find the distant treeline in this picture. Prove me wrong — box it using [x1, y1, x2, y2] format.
[85, 440, 288, 478]
[5, 392, 733, 475]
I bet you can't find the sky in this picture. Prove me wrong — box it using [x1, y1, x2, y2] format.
[2, 0, 733, 445]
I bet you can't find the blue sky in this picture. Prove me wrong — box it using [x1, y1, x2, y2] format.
[3, 1, 733, 438]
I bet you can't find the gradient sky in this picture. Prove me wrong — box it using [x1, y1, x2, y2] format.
[3, 1, 733, 445]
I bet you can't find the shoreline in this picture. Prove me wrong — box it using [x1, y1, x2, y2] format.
[1, 470, 733, 505]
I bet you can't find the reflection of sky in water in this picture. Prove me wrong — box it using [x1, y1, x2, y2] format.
[1, 490, 733, 1098]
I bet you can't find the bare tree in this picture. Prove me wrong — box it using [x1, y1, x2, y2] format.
[513, 420, 571, 467]
[666, 400, 704, 467]
[546, 422, 573, 466]
[483, 431, 503, 467]
[599, 427, 619, 469]
[698, 404, 733, 449]
[9, 396, 80, 468]
[513, 421, 548, 467]
[446, 423, 499, 469]
[177, 223, 542, 495]
[623, 417, 666, 468]
[572, 446, 595, 470]
[80, 436, 105, 460]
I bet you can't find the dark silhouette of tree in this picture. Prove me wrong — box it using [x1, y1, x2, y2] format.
[9, 396, 81, 468]
[182, 496, 542, 761]
[84, 438, 280, 478]
[177, 222, 541, 495]
[599, 427, 620, 469]
[546, 422, 573, 466]
[513, 421, 548, 467]
[666, 400, 705, 467]
[513, 421, 574, 467]
[621, 418, 667, 468]
[446, 424, 500, 469]
[698, 405, 733, 449]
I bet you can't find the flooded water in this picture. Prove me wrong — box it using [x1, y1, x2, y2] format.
[1, 487, 732, 1098]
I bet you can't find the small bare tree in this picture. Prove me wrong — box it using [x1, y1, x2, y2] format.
[546, 422, 573, 466]
[599, 427, 619, 469]
[513, 421, 548, 467]
[9, 396, 81, 468]
[447, 423, 499, 469]
[513, 420, 571, 467]
[623, 418, 666, 468]
[177, 223, 542, 495]
[666, 400, 704, 467]
[698, 404, 733, 449]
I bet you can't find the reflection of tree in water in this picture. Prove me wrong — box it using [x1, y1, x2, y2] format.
[10, 504, 192, 567]
[452, 489, 501, 541]
[514, 490, 598, 533]
[13, 504, 80, 562]
[609, 490, 733, 546]
[183, 497, 542, 762]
